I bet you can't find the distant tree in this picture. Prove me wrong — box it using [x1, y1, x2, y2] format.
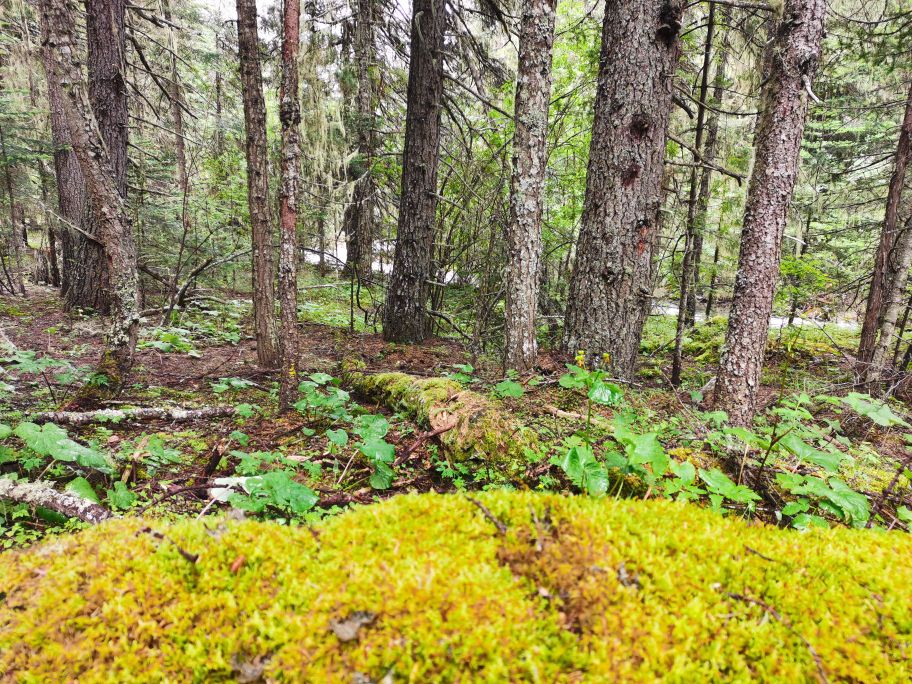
[858, 79, 912, 375]
[236, 0, 279, 367]
[563, 0, 685, 380]
[382, 0, 446, 343]
[342, 0, 378, 285]
[278, 0, 302, 411]
[504, 0, 558, 373]
[713, 0, 827, 426]
[39, 0, 139, 384]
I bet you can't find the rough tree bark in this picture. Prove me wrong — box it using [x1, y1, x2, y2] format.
[869, 216, 912, 384]
[342, 0, 378, 284]
[39, 0, 140, 384]
[58, 0, 129, 314]
[0, 123, 26, 295]
[382, 0, 446, 343]
[713, 0, 826, 426]
[42, 38, 87, 301]
[671, 1, 717, 386]
[236, 0, 279, 367]
[504, 0, 557, 373]
[563, 0, 685, 380]
[859, 79, 912, 368]
[278, 0, 302, 411]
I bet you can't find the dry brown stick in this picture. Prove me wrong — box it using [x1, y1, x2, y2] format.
[393, 424, 455, 466]
[466, 496, 508, 535]
[0, 478, 113, 524]
[31, 406, 236, 426]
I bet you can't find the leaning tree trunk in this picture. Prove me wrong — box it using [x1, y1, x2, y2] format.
[0, 124, 26, 295]
[713, 0, 826, 426]
[236, 0, 279, 367]
[859, 79, 912, 368]
[39, 0, 139, 385]
[503, 0, 557, 374]
[57, 0, 129, 315]
[278, 0, 302, 412]
[382, 0, 446, 343]
[563, 0, 685, 380]
[342, 0, 378, 285]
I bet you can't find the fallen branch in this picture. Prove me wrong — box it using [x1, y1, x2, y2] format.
[543, 404, 612, 429]
[31, 406, 236, 426]
[466, 496, 508, 535]
[0, 478, 113, 524]
[394, 424, 456, 466]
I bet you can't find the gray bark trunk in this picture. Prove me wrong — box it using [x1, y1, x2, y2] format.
[278, 0, 302, 411]
[504, 0, 557, 373]
[563, 0, 685, 380]
[713, 0, 826, 426]
[236, 0, 279, 367]
[859, 80, 912, 369]
[870, 216, 912, 383]
[382, 0, 446, 343]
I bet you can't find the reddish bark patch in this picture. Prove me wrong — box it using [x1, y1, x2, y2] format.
[621, 163, 641, 187]
[629, 114, 650, 140]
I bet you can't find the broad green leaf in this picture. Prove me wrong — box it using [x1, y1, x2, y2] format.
[353, 414, 389, 440]
[107, 481, 137, 510]
[588, 380, 623, 406]
[842, 393, 910, 428]
[370, 462, 395, 490]
[65, 477, 100, 503]
[359, 438, 395, 464]
[0, 424, 11, 440]
[494, 380, 524, 399]
[781, 499, 809, 516]
[326, 429, 348, 447]
[669, 460, 696, 485]
[778, 432, 844, 473]
[309, 373, 334, 385]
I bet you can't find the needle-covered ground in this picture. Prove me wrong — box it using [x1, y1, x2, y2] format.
[2, 492, 910, 683]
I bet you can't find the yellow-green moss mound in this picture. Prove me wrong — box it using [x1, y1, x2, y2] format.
[342, 359, 536, 467]
[2, 494, 911, 682]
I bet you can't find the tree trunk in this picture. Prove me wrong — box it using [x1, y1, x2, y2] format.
[62, 0, 129, 315]
[713, 0, 826, 426]
[563, 0, 685, 380]
[382, 0, 446, 343]
[278, 0, 302, 411]
[236, 0, 279, 367]
[503, 0, 557, 374]
[42, 38, 87, 301]
[671, 1, 717, 386]
[859, 80, 912, 367]
[0, 124, 26, 295]
[39, 0, 139, 385]
[342, 0, 377, 285]
[870, 216, 912, 384]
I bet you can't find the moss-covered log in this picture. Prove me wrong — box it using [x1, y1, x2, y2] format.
[342, 359, 536, 467]
[2, 492, 911, 681]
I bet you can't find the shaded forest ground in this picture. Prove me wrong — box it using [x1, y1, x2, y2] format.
[1, 271, 910, 546]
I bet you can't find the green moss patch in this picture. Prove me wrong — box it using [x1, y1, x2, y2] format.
[2, 492, 910, 682]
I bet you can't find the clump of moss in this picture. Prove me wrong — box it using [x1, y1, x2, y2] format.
[2, 492, 911, 682]
[342, 359, 536, 467]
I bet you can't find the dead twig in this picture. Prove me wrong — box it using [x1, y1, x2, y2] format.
[466, 496, 508, 535]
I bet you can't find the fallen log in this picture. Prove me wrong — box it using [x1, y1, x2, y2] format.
[0, 478, 113, 524]
[31, 406, 236, 426]
[341, 359, 537, 468]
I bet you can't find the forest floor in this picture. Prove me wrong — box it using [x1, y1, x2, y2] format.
[1, 275, 910, 546]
